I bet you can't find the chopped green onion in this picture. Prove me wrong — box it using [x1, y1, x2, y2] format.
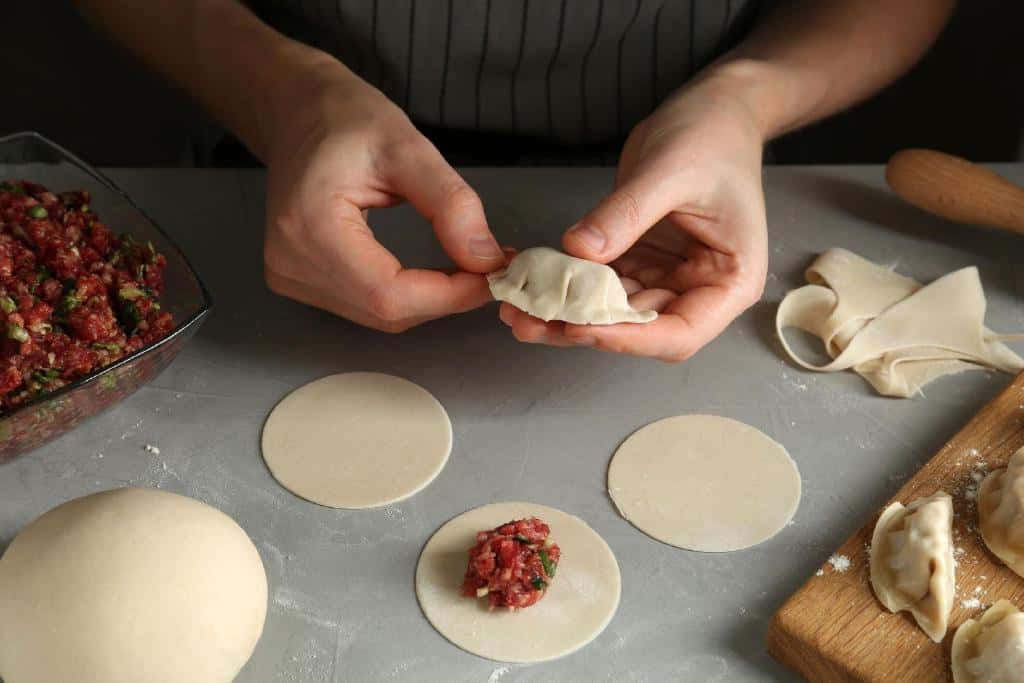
[119, 300, 141, 329]
[60, 292, 81, 312]
[92, 342, 121, 352]
[35, 266, 52, 284]
[539, 549, 557, 578]
[0, 296, 16, 314]
[118, 285, 146, 301]
[514, 535, 531, 544]
[31, 368, 60, 384]
[29, 322, 51, 335]
[530, 577, 547, 591]
[146, 241, 157, 263]
[80, 204, 90, 213]
[7, 324, 29, 343]
[28, 206, 47, 220]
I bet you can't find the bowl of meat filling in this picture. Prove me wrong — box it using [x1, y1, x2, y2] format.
[0, 132, 211, 463]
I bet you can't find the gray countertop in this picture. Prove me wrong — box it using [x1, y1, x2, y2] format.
[1, 165, 1023, 683]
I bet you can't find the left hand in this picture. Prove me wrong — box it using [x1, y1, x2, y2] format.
[499, 73, 769, 362]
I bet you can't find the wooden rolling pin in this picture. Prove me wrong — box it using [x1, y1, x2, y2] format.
[885, 149, 1024, 235]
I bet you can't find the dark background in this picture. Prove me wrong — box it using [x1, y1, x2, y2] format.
[4, 1, 1021, 167]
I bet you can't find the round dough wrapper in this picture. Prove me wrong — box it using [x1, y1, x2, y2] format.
[415, 502, 621, 663]
[0, 487, 267, 683]
[608, 415, 801, 552]
[262, 372, 452, 509]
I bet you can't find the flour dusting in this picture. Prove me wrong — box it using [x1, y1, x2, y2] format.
[487, 665, 511, 683]
[828, 554, 851, 573]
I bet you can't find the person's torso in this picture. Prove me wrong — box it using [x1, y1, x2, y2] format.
[253, 0, 759, 144]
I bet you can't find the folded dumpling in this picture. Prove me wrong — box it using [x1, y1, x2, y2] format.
[979, 446, 1024, 578]
[487, 247, 657, 325]
[951, 600, 1024, 683]
[869, 491, 955, 642]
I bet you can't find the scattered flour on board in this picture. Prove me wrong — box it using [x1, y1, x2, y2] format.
[959, 461, 990, 502]
[961, 597, 983, 610]
[144, 443, 160, 455]
[828, 554, 851, 573]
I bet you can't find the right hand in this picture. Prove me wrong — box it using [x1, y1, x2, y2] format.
[262, 66, 504, 332]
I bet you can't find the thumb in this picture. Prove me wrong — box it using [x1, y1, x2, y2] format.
[562, 174, 682, 263]
[389, 141, 503, 273]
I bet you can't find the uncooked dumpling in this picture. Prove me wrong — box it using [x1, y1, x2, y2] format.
[488, 247, 656, 325]
[951, 600, 1024, 683]
[869, 492, 955, 642]
[979, 446, 1024, 578]
[776, 248, 1023, 397]
[0, 487, 267, 683]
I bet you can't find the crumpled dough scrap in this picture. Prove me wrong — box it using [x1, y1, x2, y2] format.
[776, 248, 1023, 397]
[488, 247, 657, 325]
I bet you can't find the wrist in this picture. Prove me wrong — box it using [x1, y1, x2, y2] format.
[692, 57, 817, 142]
[260, 49, 364, 159]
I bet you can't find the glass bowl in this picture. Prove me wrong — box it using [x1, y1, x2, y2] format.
[0, 131, 211, 463]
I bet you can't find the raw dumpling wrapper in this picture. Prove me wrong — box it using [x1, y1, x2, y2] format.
[776, 248, 1023, 397]
[979, 446, 1024, 578]
[951, 600, 1024, 683]
[869, 491, 955, 642]
[488, 247, 657, 325]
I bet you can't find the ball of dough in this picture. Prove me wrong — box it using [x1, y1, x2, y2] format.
[0, 487, 267, 683]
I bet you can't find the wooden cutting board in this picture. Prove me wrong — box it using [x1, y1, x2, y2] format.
[767, 371, 1024, 682]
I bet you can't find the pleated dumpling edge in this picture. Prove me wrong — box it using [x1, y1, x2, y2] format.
[488, 247, 657, 325]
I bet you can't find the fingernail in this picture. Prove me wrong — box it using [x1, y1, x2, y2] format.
[567, 223, 606, 254]
[469, 236, 503, 260]
[570, 335, 596, 347]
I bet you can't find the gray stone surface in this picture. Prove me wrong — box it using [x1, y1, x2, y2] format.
[1, 165, 1022, 682]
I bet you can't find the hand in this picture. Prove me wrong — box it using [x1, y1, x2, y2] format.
[499, 74, 768, 361]
[263, 66, 504, 332]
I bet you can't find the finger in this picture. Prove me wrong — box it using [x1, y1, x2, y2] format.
[387, 142, 504, 272]
[627, 287, 677, 313]
[562, 172, 688, 264]
[498, 304, 576, 347]
[310, 200, 491, 323]
[563, 285, 748, 362]
[611, 243, 683, 278]
[620, 277, 644, 295]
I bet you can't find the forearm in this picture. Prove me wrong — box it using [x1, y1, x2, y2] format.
[74, 0, 352, 160]
[696, 0, 956, 141]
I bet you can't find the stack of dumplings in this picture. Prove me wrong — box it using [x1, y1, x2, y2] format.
[867, 447, 1024, 680]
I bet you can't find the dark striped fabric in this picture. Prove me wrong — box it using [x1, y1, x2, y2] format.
[253, 0, 759, 144]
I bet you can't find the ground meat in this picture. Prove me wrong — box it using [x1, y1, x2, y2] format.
[462, 517, 561, 611]
[0, 180, 174, 411]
